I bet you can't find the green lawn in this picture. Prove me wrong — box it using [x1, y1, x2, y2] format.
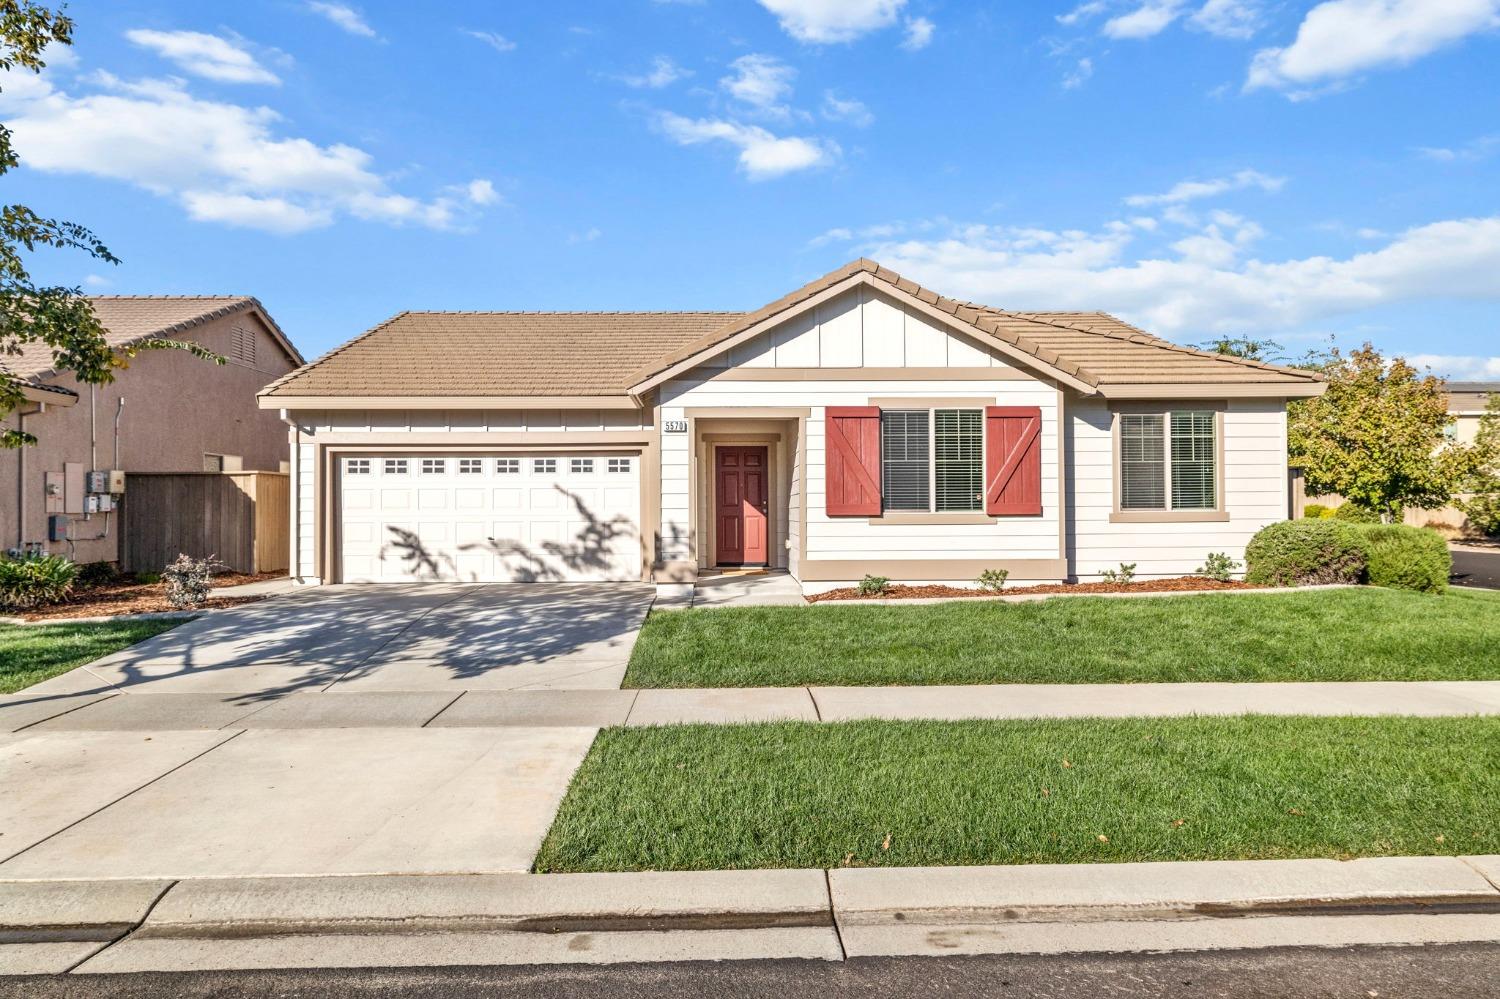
[0, 620, 183, 694]
[625, 587, 1500, 688]
[533, 716, 1500, 873]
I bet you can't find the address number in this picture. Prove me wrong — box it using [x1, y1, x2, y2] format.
[663, 420, 689, 433]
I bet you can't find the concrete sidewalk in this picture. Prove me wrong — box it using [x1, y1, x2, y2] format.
[4, 855, 1498, 974]
[9, 680, 1499, 733]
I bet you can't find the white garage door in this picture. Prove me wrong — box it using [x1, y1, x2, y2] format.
[338, 453, 641, 583]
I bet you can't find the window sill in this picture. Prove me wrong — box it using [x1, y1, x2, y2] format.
[1109, 510, 1229, 524]
[867, 513, 996, 526]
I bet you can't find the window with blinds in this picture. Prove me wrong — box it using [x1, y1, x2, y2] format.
[934, 409, 983, 512]
[881, 410, 929, 512]
[1171, 411, 1216, 509]
[1119, 414, 1166, 510]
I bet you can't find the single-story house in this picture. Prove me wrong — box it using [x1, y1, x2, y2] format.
[258, 260, 1325, 594]
[3, 296, 304, 565]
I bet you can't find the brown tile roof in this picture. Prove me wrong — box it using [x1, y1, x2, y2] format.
[3, 296, 302, 384]
[260, 311, 746, 398]
[263, 259, 1322, 402]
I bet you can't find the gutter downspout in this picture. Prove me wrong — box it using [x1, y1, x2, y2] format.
[280, 409, 299, 583]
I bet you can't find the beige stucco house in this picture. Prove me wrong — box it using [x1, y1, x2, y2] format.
[260, 260, 1325, 594]
[1447, 383, 1497, 445]
[2, 297, 304, 565]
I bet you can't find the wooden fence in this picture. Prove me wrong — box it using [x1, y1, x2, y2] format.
[121, 471, 289, 575]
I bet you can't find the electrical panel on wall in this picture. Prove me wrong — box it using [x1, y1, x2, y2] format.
[44, 471, 64, 514]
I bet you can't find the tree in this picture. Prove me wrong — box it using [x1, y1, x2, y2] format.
[1194, 336, 1284, 363]
[1456, 392, 1500, 536]
[1288, 344, 1480, 522]
[0, 0, 218, 448]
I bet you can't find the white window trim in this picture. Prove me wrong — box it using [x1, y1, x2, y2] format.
[1110, 404, 1228, 523]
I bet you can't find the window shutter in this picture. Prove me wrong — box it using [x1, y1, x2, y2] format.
[984, 406, 1043, 516]
[826, 406, 882, 516]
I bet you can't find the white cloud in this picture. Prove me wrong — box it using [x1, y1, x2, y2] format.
[902, 17, 935, 50]
[1124, 168, 1285, 206]
[821, 90, 873, 127]
[856, 213, 1500, 337]
[1103, 1, 1187, 39]
[1247, 0, 1500, 94]
[124, 29, 280, 85]
[568, 227, 603, 244]
[720, 54, 796, 115]
[1058, 1, 1109, 26]
[82, 273, 112, 289]
[305, 2, 377, 39]
[465, 30, 516, 53]
[463, 179, 500, 206]
[1417, 135, 1500, 162]
[1409, 354, 1500, 380]
[1063, 57, 1095, 89]
[0, 69, 495, 234]
[756, 0, 907, 43]
[654, 112, 837, 179]
[621, 56, 692, 89]
[1189, 0, 1262, 38]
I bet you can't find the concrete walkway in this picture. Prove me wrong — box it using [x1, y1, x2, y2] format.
[4, 855, 1498, 974]
[10, 680, 1498, 734]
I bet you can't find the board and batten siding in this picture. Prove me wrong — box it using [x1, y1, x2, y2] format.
[1068, 398, 1290, 580]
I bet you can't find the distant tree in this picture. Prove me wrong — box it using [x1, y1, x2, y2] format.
[0, 0, 218, 448]
[1288, 344, 1480, 523]
[1194, 336, 1285, 363]
[1456, 392, 1500, 536]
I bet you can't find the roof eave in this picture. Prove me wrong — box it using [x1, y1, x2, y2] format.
[1097, 381, 1327, 400]
[257, 393, 643, 411]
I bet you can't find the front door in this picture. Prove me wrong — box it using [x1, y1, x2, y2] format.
[714, 446, 769, 566]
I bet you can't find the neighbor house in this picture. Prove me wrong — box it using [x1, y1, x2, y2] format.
[2, 297, 304, 565]
[258, 260, 1324, 593]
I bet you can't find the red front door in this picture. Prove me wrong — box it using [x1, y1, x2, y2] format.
[715, 446, 769, 566]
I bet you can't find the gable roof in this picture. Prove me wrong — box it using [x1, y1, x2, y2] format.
[626, 259, 1325, 398]
[2, 296, 304, 386]
[258, 311, 743, 402]
[259, 259, 1323, 408]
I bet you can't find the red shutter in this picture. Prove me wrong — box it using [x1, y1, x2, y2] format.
[985, 406, 1042, 516]
[825, 406, 882, 516]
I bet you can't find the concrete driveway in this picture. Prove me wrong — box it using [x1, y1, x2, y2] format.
[51, 583, 656, 697]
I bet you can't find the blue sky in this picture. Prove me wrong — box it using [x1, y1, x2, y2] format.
[2, 0, 1498, 377]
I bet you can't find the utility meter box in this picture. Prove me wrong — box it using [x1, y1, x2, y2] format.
[86, 469, 126, 494]
[48, 514, 69, 542]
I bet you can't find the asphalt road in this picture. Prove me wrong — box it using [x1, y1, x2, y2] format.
[7, 943, 1500, 999]
[1451, 547, 1500, 589]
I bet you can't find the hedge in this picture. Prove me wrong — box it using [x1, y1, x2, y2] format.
[1244, 520, 1369, 587]
[1354, 524, 1451, 594]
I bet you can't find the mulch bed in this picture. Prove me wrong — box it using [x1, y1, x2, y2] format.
[807, 576, 1258, 603]
[14, 570, 286, 622]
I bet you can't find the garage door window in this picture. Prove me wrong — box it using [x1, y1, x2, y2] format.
[571, 458, 594, 474]
[384, 458, 408, 475]
[533, 458, 557, 474]
[458, 458, 483, 474]
[496, 458, 519, 474]
[346, 458, 371, 474]
[608, 458, 631, 473]
[421, 458, 447, 474]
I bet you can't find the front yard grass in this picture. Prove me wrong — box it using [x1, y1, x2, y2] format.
[625, 587, 1500, 688]
[533, 716, 1500, 873]
[0, 620, 182, 694]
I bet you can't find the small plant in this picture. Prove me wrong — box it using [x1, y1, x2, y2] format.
[76, 561, 116, 588]
[856, 574, 890, 597]
[0, 553, 78, 610]
[976, 568, 1010, 593]
[161, 553, 225, 609]
[1301, 503, 1334, 519]
[1099, 563, 1137, 585]
[135, 571, 162, 585]
[1196, 552, 1242, 582]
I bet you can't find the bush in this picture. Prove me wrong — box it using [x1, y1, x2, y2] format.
[1301, 503, 1334, 519]
[855, 574, 890, 597]
[1099, 563, 1137, 584]
[1334, 502, 1383, 524]
[1196, 552, 1242, 582]
[1458, 491, 1500, 538]
[161, 553, 225, 609]
[0, 554, 78, 610]
[1354, 524, 1450, 594]
[135, 571, 162, 585]
[975, 568, 1010, 592]
[76, 561, 117, 588]
[1244, 520, 1369, 587]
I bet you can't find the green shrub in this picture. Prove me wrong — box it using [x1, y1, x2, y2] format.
[975, 568, 1010, 592]
[1244, 520, 1369, 587]
[76, 561, 116, 588]
[856, 574, 890, 597]
[1334, 502, 1382, 524]
[1099, 563, 1137, 584]
[1196, 552, 1242, 582]
[0, 554, 78, 610]
[135, 571, 162, 585]
[1354, 524, 1450, 594]
[1301, 503, 1334, 519]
